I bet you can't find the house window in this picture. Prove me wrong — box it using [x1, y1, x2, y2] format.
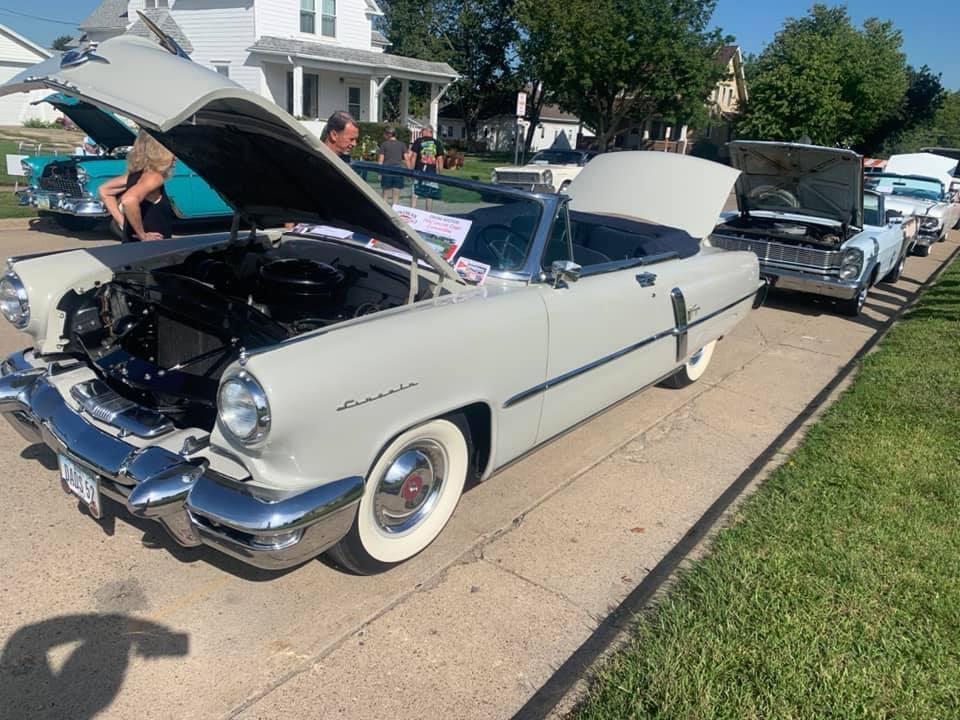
[145, 0, 169, 7]
[321, 0, 336, 37]
[285, 72, 319, 118]
[347, 86, 361, 119]
[460, 127, 465, 139]
[300, 0, 316, 33]
[214, 64, 229, 77]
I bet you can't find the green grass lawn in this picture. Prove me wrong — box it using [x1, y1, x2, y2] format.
[443, 153, 510, 182]
[0, 189, 35, 219]
[576, 255, 960, 719]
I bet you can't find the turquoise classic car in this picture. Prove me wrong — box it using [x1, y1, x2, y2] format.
[17, 93, 233, 232]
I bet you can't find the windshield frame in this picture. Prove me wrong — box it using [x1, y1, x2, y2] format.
[350, 161, 564, 281]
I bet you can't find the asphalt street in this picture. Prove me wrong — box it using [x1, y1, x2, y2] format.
[0, 216, 956, 720]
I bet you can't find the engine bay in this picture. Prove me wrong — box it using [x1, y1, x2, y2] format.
[57, 236, 429, 430]
[714, 214, 848, 249]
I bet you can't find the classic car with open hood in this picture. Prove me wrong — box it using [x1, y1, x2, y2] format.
[864, 152, 960, 254]
[0, 36, 761, 574]
[16, 92, 233, 232]
[709, 141, 914, 317]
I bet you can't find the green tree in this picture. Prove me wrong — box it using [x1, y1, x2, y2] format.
[51, 35, 73, 52]
[894, 91, 960, 152]
[736, 5, 911, 150]
[515, 0, 726, 151]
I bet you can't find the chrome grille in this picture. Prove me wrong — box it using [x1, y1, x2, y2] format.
[38, 175, 83, 196]
[496, 171, 542, 184]
[711, 233, 841, 272]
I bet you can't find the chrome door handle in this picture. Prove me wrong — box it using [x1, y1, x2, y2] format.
[635, 272, 657, 287]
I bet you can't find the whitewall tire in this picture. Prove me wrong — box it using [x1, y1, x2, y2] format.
[328, 416, 471, 574]
[663, 340, 716, 388]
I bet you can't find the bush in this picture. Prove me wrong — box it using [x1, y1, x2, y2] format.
[351, 121, 412, 160]
[22, 118, 59, 129]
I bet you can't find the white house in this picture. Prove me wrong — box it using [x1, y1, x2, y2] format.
[438, 104, 595, 152]
[0, 24, 56, 126]
[77, 0, 458, 131]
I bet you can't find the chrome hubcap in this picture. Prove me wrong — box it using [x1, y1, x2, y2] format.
[373, 441, 446, 534]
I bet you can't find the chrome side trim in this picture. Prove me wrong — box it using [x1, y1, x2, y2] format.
[503, 285, 761, 409]
[503, 326, 676, 408]
[671, 287, 687, 362]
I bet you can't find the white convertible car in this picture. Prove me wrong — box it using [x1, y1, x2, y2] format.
[491, 149, 595, 193]
[710, 141, 913, 317]
[0, 36, 761, 574]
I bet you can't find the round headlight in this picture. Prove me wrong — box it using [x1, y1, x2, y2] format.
[839, 247, 863, 280]
[0, 272, 30, 329]
[20, 161, 32, 178]
[76, 166, 88, 184]
[490, 170, 498, 183]
[218, 373, 270, 444]
[543, 169, 553, 185]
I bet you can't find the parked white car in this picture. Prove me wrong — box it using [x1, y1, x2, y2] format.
[491, 149, 595, 193]
[709, 141, 912, 317]
[0, 36, 761, 574]
[865, 152, 960, 255]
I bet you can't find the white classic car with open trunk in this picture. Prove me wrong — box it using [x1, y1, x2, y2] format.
[0, 36, 761, 574]
[710, 141, 914, 317]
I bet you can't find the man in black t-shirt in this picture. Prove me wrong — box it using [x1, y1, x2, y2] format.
[409, 127, 444, 211]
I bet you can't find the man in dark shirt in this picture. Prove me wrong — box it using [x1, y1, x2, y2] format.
[377, 126, 409, 205]
[408, 127, 444, 211]
[321, 110, 359, 163]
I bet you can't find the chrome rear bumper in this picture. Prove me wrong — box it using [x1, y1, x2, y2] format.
[0, 351, 361, 570]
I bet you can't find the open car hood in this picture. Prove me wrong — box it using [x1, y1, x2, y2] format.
[35, 92, 136, 151]
[728, 141, 863, 228]
[564, 151, 740, 239]
[3, 36, 461, 283]
[886, 153, 958, 190]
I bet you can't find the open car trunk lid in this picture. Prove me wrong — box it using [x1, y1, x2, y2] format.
[3, 36, 462, 284]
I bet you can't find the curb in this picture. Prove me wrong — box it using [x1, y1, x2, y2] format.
[511, 240, 960, 720]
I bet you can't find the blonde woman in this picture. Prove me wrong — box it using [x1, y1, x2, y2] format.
[98, 133, 175, 242]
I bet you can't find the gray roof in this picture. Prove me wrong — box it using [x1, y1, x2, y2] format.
[79, 0, 129, 30]
[127, 9, 194, 54]
[248, 36, 456, 79]
[371, 30, 389, 46]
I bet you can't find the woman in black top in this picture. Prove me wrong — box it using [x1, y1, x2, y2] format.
[98, 133, 176, 242]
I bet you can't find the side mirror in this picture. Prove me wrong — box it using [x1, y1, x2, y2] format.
[885, 209, 903, 223]
[550, 260, 582, 288]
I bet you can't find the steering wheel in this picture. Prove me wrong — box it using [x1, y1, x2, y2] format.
[749, 185, 800, 209]
[478, 225, 528, 270]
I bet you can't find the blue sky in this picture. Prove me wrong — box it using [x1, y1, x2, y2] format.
[2, 1, 958, 90]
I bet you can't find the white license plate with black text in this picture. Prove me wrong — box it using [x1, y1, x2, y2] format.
[58, 454, 102, 518]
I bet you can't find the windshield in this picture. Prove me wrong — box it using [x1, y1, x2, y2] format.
[529, 150, 587, 166]
[309, 165, 544, 278]
[867, 174, 944, 201]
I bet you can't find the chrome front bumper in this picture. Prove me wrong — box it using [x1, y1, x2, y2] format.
[760, 265, 860, 300]
[0, 351, 362, 570]
[15, 187, 108, 217]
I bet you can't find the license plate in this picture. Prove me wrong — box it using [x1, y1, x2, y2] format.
[35, 195, 50, 210]
[58, 454, 102, 519]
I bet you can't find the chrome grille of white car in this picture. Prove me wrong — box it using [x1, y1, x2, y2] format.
[496, 171, 542, 184]
[711, 234, 841, 272]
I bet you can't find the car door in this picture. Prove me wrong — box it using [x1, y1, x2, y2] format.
[533, 205, 681, 443]
[864, 190, 902, 275]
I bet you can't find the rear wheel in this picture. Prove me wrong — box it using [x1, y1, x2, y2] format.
[914, 244, 931, 258]
[327, 415, 471, 575]
[662, 340, 716, 388]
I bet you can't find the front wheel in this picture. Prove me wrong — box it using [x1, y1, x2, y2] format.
[837, 284, 868, 317]
[662, 340, 716, 388]
[882, 254, 906, 283]
[913, 243, 931, 258]
[327, 415, 471, 575]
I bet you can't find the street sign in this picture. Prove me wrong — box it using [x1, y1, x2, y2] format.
[516, 91, 527, 118]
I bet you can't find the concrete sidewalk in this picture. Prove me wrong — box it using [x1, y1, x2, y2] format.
[0, 225, 955, 720]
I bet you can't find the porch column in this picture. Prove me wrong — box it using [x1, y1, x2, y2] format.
[400, 79, 410, 127]
[292, 64, 304, 118]
[429, 82, 452, 133]
[679, 125, 689, 154]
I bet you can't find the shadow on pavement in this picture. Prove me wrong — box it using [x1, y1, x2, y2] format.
[0, 613, 188, 720]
